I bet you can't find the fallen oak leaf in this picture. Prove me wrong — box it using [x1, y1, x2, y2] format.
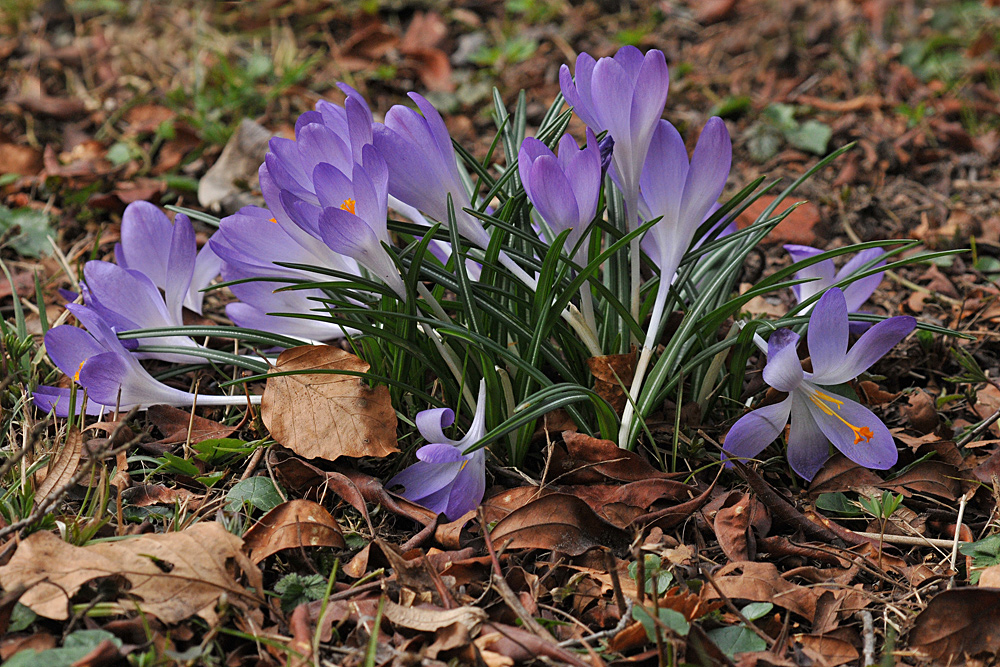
[242, 499, 345, 565]
[909, 588, 1000, 665]
[34, 427, 84, 503]
[0, 522, 264, 624]
[261, 346, 398, 461]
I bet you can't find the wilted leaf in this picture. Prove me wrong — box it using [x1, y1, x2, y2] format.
[242, 499, 345, 564]
[35, 428, 84, 503]
[550, 432, 675, 484]
[382, 599, 486, 633]
[909, 588, 1000, 664]
[489, 493, 631, 557]
[795, 633, 859, 666]
[704, 561, 818, 622]
[261, 346, 398, 461]
[0, 523, 264, 623]
[587, 351, 637, 415]
[145, 405, 236, 453]
[121, 484, 200, 508]
[197, 118, 272, 213]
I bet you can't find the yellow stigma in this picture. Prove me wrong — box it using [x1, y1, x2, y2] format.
[73, 360, 85, 383]
[268, 217, 278, 223]
[459, 459, 468, 472]
[807, 389, 874, 445]
[340, 198, 356, 214]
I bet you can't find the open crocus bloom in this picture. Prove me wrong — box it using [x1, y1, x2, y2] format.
[559, 45, 669, 225]
[785, 244, 886, 313]
[34, 305, 254, 417]
[114, 201, 220, 315]
[519, 128, 601, 256]
[723, 288, 915, 480]
[387, 380, 487, 520]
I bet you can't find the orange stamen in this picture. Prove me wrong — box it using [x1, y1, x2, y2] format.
[268, 217, 278, 223]
[340, 198, 356, 214]
[73, 360, 85, 383]
[808, 389, 875, 446]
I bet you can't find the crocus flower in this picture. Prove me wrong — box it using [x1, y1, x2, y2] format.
[35, 304, 255, 417]
[309, 145, 406, 299]
[518, 128, 601, 255]
[387, 380, 487, 520]
[372, 93, 492, 250]
[785, 244, 886, 314]
[211, 206, 360, 341]
[722, 288, 916, 480]
[559, 46, 669, 225]
[114, 201, 220, 315]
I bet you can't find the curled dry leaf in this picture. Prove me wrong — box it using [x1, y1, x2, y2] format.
[551, 431, 675, 484]
[382, 598, 487, 633]
[704, 561, 818, 622]
[586, 350, 637, 415]
[489, 493, 631, 557]
[242, 499, 345, 565]
[121, 484, 200, 508]
[35, 427, 84, 503]
[261, 346, 398, 461]
[0, 522, 263, 624]
[145, 404, 236, 453]
[909, 588, 1000, 665]
[197, 118, 272, 214]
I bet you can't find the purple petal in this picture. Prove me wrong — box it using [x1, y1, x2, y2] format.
[84, 261, 173, 328]
[678, 117, 730, 232]
[812, 315, 917, 385]
[837, 248, 886, 312]
[44, 325, 105, 379]
[444, 451, 486, 519]
[591, 57, 633, 161]
[786, 394, 830, 481]
[517, 137, 552, 190]
[786, 244, 834, 304]
[806, 287, 849, 379]
[639, 120, 687, 224]
[296, 123, 352, 176]
[34, 386, 110, 417]
[526, 156, 580, 236]
[318, 207, 405, 298]
[457, 379, 490, 447]
[761, 329, 803, 392]
[79, 351, 191, 407]
[802, 386, 897, 471]
[722, 397, 792, 462]
[188, 244, 221, 314]
[387, 459, 461, 510]
[118, 201, 171, 287]
[613, 45, 645, 82]
[416, 407, 457, 446]
[312, 162, 354, 211]
[415, 442, 466, 464]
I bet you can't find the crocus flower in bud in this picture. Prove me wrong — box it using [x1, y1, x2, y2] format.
[372, 93, 492, 250]
[722, 288, 915, 480]
[785, 244, 886, 315]
[559, 46, 669, 225]
[211, 206, 361, 341]
[114, 202, 220, 315]
[309, 145, 406, 299]
[639, 117, 732, 297]
[34, 304, 256, 417]
[387, 380, 488, 520]
[519, 128, 601, 255]
[621, 117, 732, 445]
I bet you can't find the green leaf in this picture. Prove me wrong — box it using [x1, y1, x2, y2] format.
[746, 124, 782, 163]
[740, 601, 773, 622]
[274, 572, 327, 612]
[815, 492, 862, 516]
[763, 103, 797, 132]
[960, 534, 1000, 584]
[785, 120, 832, 155]
[7, 602, 35, 632]
[632, 605, 690, 641]
[707, 625, 767, 658]
[106, 142, 132, 166]
[0, 206, 53, 258]
[628, 554, 674, 595]
[157, 452, 201, 477]
[225, 477, 283, 512]
[4, 629, 121, 667]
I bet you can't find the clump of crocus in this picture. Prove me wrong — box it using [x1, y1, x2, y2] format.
[785, 244, 886, 314]
[387, 380, 487, 520]
[35, 304, 256, 417]
[722, 287, 915, 480]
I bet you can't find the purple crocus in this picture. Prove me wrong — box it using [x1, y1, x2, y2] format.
[559, 46, 669, 227]
[387, 380, 487, 520]
[518, 128, 601, 255]
[114, 201, 220, 315]
[785, 244, 886, 313]
[309, 145, 405, 298]
[372, 93, 492, 250]
[211, 206, 360, 341]
[35, 304, 254, 417]
[722, 288, 916, 480]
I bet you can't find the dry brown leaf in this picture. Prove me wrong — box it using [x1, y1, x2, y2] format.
[586, 350, 637, 415]
[909, 588, 1000, 665]
[794, 633, 859, 666]
[145, 404, 236, 452]
[35, 427, 84, 502]
[242, 499, 345, 564]
[121, 484, 200, 508]
[550, 431, 675, 484]
[489, 493, 631, 557]
[704, 561, 818, 622]
[382, 599, 486, 633]
[261, 346, 398, 461]
[0, 522, 263, 624]
[197, 118, 272, 213]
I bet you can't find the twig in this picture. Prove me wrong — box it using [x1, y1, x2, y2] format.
[949, 492, 970, 589]
[853, 531, 970, 549]
[558, 598, 634, 649]
[605, 549, 627, 617]
[957, 404, 1000, 447]
[859, 610, 876, 666]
